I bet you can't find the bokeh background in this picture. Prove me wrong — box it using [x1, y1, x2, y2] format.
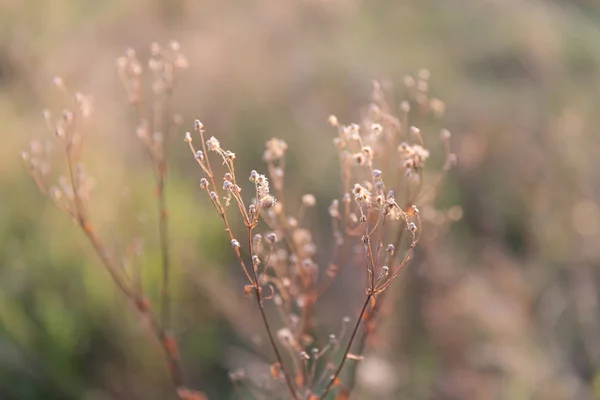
[2, 0, 600, 399]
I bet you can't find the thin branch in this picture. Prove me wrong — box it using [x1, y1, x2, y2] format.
[318, 294, 372, 400]
[247, 229, 299, 400]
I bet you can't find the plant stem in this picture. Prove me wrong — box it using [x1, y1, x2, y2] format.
[319, 294, 372, 400]
[247, 229, 299, 400]
[158, 168, 171, 333]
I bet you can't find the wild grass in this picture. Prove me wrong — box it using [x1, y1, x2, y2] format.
[23, 42, 458, 400]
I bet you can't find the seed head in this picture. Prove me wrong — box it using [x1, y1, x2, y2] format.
[206, 136, 220, 151]
[260, 194, 276, 209]
[263, 138, 288, 162]
[249, 170, 258, 182]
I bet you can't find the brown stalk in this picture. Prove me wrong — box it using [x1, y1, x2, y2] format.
[63, 144, 186, 392]
[246, 225, 299, 400]
[318, 294, 372, 400]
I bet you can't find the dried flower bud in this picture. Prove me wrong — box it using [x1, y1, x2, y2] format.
[400, 100, 410, 113]
[206, 136, 220, 151]
[277, 328, 294, 346]
[408, 222, 417, 232]
[267, 232, 277, 244]
[302, 194, 316, 207]
[412, 205, 420, 214]
[349, 123, 360, 135]
[62, 109, 73, 123]
[194, 119, 203, 131]
[231, 239, 240, 248]
[386, 244, 394, 254]
[333, 137, 345, 150]
[354, 153, 365, 166]
[328, 114, 339, 126]
[249, 170, 258, 182]
[263, 138, 288, 162]
[410, 126, 420, 136]
[184, 132, 192, 143]
[371, 123, 382, 135]
[199, 178, 208, 189]
[169, 40, 180, 52]
[372, 169, 382, 179]
[329, 334, 337, 345]
[446, 153, 458, 168]
[260, 195, 276, 209]
[329, 199, 340, 218]
[195, 150, 203, 160]
[53, 76, 64, 88]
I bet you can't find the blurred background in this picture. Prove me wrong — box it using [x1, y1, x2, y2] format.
[2, 0, 600, 399]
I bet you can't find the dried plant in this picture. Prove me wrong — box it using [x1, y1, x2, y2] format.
[24, 43, 457, 400]
[23, 43, 205, 400]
